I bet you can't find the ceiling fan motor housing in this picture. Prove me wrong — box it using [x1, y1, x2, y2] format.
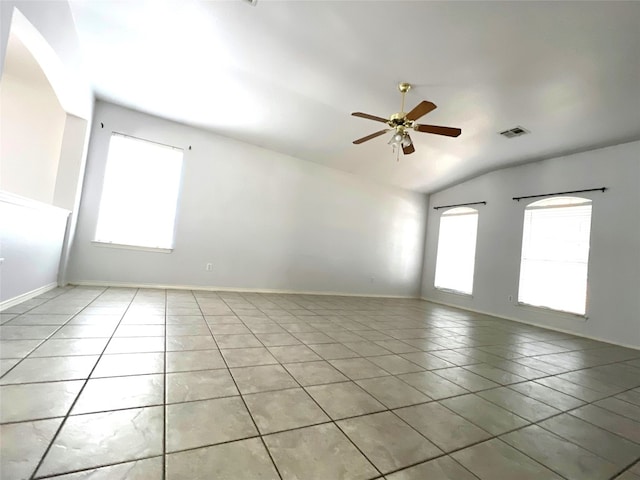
[389, 113, 412, 130]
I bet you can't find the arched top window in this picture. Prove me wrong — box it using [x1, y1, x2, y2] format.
[441, 206, 479, 216]
[526, 196, 592, 209]
[434, 207, 479, 295]
[518, 196, 592, 315]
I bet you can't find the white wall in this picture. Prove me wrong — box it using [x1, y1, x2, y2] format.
[0, 69, 67, 204]
[0, 1, 93, 305]
[53, 114, 89, 211]
[0, 193, 70, 306]
[68, 101, 427, 297]
[421, 141, 640, 347]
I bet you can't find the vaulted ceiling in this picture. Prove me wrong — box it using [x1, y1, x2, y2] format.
[69, 0, 640, 193]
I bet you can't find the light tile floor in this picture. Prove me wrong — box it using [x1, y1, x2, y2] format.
[1, 286, 639, 480]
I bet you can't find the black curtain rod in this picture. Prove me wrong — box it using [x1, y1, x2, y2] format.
[513, 187, 607, 202]
[433, 201, 486, 210]
[111, 131, 184, 151]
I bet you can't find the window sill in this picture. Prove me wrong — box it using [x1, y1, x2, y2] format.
[434, 287, 473, 298]
[516, 302, 588, 321]
[91, 241, 173, 254]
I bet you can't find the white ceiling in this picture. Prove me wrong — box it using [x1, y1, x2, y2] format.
[68, 0, 640, 193]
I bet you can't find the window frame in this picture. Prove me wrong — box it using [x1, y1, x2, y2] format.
[92, 132, 185, 253]
[515, 196, 594, 318]
[433, 206, 480, 296]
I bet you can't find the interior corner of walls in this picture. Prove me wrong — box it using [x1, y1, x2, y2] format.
[417, 196, 431, 294]
[53, 113, 90, 211]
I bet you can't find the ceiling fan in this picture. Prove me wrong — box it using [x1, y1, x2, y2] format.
[352, 82, 461, 156]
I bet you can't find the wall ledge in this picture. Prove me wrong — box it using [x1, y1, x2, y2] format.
[0, 190, 70, 215]
[421, 297, 639, 351]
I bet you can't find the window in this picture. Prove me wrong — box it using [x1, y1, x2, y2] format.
[434, 207, 479, 294]
[94, 133, 184, 250]
[518, 196, 592, 315]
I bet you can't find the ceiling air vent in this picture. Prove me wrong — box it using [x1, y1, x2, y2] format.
[499, 126, 529, 138]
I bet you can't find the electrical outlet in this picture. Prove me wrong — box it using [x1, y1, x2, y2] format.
[205, 263, 213, 271]
[508, 295, 513, 302]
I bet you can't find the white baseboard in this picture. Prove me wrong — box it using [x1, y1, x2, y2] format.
[0, 283, 58, 312]
[421, 297, 640, 351]
[71, 281, 419, 300]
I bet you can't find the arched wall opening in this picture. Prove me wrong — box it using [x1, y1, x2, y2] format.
[0, 4, 92, 307]
[1, 32, 67, 204]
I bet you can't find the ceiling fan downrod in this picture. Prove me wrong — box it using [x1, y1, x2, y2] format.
[398, 82, 411, 115]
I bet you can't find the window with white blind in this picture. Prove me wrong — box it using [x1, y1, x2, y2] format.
[434, 207, 479, 295]
[94, 133, 184, 251]
[518, 196, 592, 315]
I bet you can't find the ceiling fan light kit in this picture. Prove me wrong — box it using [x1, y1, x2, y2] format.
[352, 82, 462, 158]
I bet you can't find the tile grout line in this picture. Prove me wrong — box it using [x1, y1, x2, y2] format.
[33, 456, 164, 479]
[3, 340, 632, 389]
[432, 402, 575, 478]
[2, 337, 637, 414]
[1, 289, 638, 479]
[231, 294, 392, 479]
[426, 382, 640, 476]
[29, 287, 137, 480]
[609, 459, 640, 480]
[0, 286, 100, 381]
[6, 371, 638, 444]
[228, 295, 580, 479]
[251, 294, 396, 480]
[4, 352, 638, 431]
[236, 294, 387, 468]
[162, 288, 168, 480]
[534, 419, 640, 478]
[17, 364, 638, 477]
[193, 291, 285, 480]
[235, 293, 640, 479]
[233, 293, 394, 477]
[490, 437, 573, 480]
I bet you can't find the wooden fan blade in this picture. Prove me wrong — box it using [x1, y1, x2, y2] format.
[414, 124, 462, 137]
[353, 129, 390, 144]
[352, 112, 389, 123]
[402, 141, 415, 155]
[405, 101, 437, 121]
